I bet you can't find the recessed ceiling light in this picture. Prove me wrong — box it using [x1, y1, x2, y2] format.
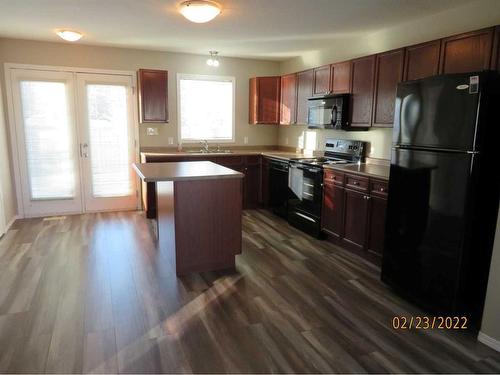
[56, 30, 83, 42]
[179, 0, 221, 23]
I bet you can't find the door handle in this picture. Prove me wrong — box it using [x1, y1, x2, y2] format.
[80, 143, 89, 158]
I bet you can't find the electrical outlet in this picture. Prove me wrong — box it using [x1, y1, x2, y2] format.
[285, 137, 289, 145]
[146, 127, 159, 136]
[244, 136, 248, 144]
[168, 137, 174, 145]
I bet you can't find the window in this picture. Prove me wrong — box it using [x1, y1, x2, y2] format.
[177, 74, 235, 142]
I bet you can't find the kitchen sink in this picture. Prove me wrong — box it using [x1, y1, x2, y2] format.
[185, 149, 233, 154]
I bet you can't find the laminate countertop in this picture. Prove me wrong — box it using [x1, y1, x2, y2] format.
[324, 163, 390, 180]
[140, 149, 308, 161]
[133, 161, 244, 182]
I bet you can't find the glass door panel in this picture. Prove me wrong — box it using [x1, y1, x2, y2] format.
[77, 74, 137, 212]
[10, 69, 83, 217]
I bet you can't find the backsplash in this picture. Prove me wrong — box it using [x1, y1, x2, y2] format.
[277, 125, 393, 160]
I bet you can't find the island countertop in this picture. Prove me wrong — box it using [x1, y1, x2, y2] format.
[133, 161, 244, 182]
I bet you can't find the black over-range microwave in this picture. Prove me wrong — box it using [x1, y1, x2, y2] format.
[307, 94, 350, 130]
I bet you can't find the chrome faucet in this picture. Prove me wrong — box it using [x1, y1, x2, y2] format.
[200, 140, 209, 153]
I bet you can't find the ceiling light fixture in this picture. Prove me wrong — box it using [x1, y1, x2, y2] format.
[179, 0, 221, 23]
[56, 30, 83, 42]
[206, 51, 220, 67]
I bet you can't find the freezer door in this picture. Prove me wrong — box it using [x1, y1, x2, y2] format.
[393, 73, 481, 151]
[381, 148, 474, 313]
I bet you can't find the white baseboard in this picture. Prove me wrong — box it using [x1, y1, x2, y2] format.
[478, 331, 500, 353]
[5, 214, 20, 232]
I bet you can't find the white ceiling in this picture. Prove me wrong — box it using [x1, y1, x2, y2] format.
[0, 0, 476, 60]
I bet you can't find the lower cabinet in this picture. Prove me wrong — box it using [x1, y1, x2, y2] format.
[343, 188, 369, 250]
[322, 170, 388, 263]
[141, 154, 262, 217]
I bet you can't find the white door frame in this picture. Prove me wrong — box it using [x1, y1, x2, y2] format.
[4, 63, 140, 218]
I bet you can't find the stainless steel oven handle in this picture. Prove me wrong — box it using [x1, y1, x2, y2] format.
[293, 211, 316, 223]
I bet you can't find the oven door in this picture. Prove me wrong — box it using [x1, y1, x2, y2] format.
[288, 162, 323, 218]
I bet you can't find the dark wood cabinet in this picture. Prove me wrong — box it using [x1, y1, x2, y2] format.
[296, 69, 314, 124]
[261, 157, 270, 206]
[249, 76, 281, 124]
[243, 162, 261, 209]
[331, 61, 351, 94]
[404, 40, 441, 81]
[492, 26, 500, 71]
[343, 188, 369, 250]
[367, 195, 387, 258]
[439, 27, 495, 74]
[349, 55, 376, 128]
[138, 69, 168, 123]
[280, 73, 297, 125]
[321, 170, 345, 239]
[372, 49, 405, 127]
[313, 65, 332, 96]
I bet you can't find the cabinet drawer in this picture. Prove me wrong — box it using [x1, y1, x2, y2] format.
[216, 156, 244, 166]
[370, 179, 389, 197]
[345, 174, 369, 191]
[324, 169, 344, 185]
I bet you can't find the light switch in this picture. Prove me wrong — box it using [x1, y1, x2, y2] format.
[244, 136, 248, 144]
[147, 127, 159, 136]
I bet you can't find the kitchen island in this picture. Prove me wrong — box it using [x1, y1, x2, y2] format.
[133, 161, 244, 275]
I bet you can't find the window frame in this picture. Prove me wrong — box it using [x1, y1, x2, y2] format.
[176, 73, 236, 144]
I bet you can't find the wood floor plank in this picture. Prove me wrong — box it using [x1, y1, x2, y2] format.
[0, 209, 498, 373]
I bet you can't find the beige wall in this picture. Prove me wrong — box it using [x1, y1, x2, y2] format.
[0, 38, 280, 149]
[0, 82, 15, 226]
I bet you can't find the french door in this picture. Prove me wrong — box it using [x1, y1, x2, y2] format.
[9, 68, 138, 217]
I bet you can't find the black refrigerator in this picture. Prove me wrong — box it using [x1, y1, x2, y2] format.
[381, 71, 500, 328]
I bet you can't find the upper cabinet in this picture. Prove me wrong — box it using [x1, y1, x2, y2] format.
[249, 76, 281, 125]
[138, 69, 168, 123]
[404, 40, 441, 81]
[296, 69, 314, 125]
[331, 61, 352, 94]
[492, 26, 500, 71]
[439, 27, 494, 74]
[312, 65, 332, 96]
[280, 73, 297, 125]
[349, 55, 376, 128]
[372, 49, 405, 127]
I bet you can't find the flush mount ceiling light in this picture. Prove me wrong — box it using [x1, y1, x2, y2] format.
[206, 51, 220, 67]
[179, 0, 221, 23]
[56, 30, 83, 42]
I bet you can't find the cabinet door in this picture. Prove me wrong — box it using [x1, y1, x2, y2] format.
[261, 158, 269, 206]
[321, 182, 345, 238]
[367, 195, 387, 258]
[372, 49, 404, 127]
[331, 61, 351, 94]
[249, 77, 280, 125]
[404, 40, 441, 81]
[138, 69, 168, 123]
[313, 65, 332, 96]
[440, 28, 494, 74]
[349, 55, 376, 128]
[343, 189, 369, 250]
[280, 73, 297, 125]
[244, 164, 261, 209]
[492, 26, 500, 71]
[296, 69, 314, 124]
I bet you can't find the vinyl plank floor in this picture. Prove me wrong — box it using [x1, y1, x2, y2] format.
[0, 209, 498, 373]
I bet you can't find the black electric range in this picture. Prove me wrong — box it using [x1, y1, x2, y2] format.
[288, 139, 365, 237]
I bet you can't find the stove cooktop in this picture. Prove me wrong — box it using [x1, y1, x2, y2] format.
[294, 157, 355, 167]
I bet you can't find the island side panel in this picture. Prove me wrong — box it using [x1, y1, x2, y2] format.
[156, 181, 177, 273]
[173, 178, 243, 275]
